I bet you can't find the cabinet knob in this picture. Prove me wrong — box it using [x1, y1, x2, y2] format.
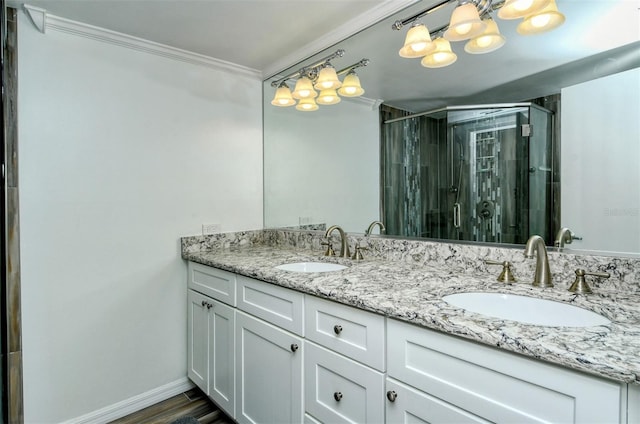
[290, 343, 299, 353]
[386, 390, 398, 402]
[333, 391, 343, 402]
[201, 300, 207, 307]
[333, 325, 343, 335]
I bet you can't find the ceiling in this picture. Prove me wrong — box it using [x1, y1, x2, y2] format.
[7, 0, 399, 74]
[8, 0, 640, 111]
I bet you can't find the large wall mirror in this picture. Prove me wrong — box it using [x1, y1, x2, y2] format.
[264, 0, 640, 256]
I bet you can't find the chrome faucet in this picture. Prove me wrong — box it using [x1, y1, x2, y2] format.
[524, 235, 553, 287]
[325, 225, 351, 258]
[365, 220, 386, 236]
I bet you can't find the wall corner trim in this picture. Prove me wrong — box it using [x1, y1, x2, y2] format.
[60, 377, 195, 424]
[23, 4, 46, 33]
[23, 7, 262, 79]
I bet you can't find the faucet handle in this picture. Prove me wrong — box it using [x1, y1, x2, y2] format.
[568, 269, 610, 294]
[484, 260, 516, 283]
[351, 245, 368, 261]
[321, 241, 336, 257]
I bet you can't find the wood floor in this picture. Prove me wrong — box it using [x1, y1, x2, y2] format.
[109, 388, 235, 424]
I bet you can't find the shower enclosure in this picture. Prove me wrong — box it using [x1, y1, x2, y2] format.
[381, 103, 555, 245]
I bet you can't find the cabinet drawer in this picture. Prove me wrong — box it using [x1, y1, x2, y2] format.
[188, 262, 236, 306]
[305, 295, 385, 371]
[236, 275, 304, 336]
[305, 341, 384, 424]
[387, 319, 623, 423]
[386, 378, 489, 423]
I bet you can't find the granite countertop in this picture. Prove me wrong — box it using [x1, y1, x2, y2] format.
[183, 245, 640, 385]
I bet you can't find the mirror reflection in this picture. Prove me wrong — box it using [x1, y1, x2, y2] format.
[263, 0, 640, 256]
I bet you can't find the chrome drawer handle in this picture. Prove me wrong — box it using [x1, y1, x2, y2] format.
[290, 343, 299, 353]
[333, 391, 343, 401]
[333, 325, 343, 335]
[387, 390, 398, 402]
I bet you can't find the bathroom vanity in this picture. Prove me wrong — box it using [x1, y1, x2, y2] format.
[183, 232, 640, 423]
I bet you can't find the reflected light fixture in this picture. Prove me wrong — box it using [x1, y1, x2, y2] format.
[314, 64, 342, 90]
[497, 0, 550, 19]
[338, 70, 365, 97]
[444, 1, 486, 41]
[292, 76, 317, 99]
[517, 0, 565, 35]
[316, 88, 342, 105]
[296, 97, 319, 111]
[421, 37, 457, 68]
[270, 82, 296, 107]
[393, 0, 565, 69]
[270, 50, 368, 111]
[399, 22, 435, 58]
[464, 17, 506, 53]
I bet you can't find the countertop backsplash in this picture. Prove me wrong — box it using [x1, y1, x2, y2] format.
[181, 229, 640, 294]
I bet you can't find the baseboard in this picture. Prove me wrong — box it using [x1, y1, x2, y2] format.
[62, 377, 195, 424]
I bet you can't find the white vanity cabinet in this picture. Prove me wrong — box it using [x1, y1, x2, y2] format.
[187, 262, 236, 418]
[235, 276, 305, 424]
[386, 318, 625, 423]
[304, 295, 386, 423]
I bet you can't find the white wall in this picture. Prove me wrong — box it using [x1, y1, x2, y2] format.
[561, 68, 640, 255]
[17, 11, 263, 423]
[264, 94, 380, 233]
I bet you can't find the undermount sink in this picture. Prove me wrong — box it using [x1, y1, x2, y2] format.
[275, 262, 347, 273]
[442, 292, 610, 327]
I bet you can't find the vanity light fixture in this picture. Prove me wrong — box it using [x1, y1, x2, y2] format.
[421, 37, 458, 68]
[393, 0, 565, 68]
[464, 17, 506, 54]
[399, 22, 435, 58]
[444, 1, 487, 41]
[270, 82, 296, 107]
[516, 0, 565, 35]
[270, 50, 369, 111]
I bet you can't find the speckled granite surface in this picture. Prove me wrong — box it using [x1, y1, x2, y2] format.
[181, 230, 640, 385]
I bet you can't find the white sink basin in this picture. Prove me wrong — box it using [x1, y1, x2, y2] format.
[442, 292, 610, 327]
[275, 262, 347, 273]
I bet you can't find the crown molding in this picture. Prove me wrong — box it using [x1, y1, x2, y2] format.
[21, 4, 262, 79]
[262, 0, 419, 80]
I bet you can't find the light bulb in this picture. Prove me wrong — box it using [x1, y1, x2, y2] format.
[476, 35, 492, 48]
[514, 0, 534, 11]
[344, 86, 357, 95]
[411, 41, 428, 52]
[531, 13, 551, 27]
[455, 23, 472, 35]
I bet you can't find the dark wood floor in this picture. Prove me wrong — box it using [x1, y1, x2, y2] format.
[109, 388, 235, 424]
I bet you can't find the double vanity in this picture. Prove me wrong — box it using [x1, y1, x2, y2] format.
[182, 229, 640, 423]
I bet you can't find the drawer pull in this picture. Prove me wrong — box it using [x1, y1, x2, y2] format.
[333, 325, 343, 335]
[333, 391, 343, 401]
[201, 300, 207, 307]
[386, 390, 398, 402]
[290, 343, 299, 353]
[206, 302, 212, 309]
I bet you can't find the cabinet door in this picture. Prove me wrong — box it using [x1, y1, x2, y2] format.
[209, 299, 236, 418]
[385, 378, 490, 424]
[187, 289, 210, 392]
[235, 311, 303, 424]
[305, 341, 384, 424]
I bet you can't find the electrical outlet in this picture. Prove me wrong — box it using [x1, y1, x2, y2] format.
[299, 216, 313, 225]
[202, 223, 221, 235]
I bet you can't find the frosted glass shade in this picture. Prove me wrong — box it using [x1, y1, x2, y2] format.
[292, 76, 317, 99]
[498, 0, 550, 19]
[314, 65, 342, 90]
[517, 0, 565, 35]
[295, 97, 319, 111]
[399, 23, 435, 58]
[316, 88, 341, 105]
[337, 71, 365, 97]
[421, 38, 457, 68]
[270, 84, 295, 107]
[444, 2, 487, 41]
[464, 18, 506, 54]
